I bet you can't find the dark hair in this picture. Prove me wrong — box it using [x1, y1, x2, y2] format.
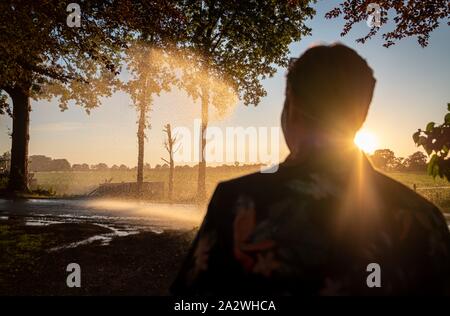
[287, 44, 376, 133]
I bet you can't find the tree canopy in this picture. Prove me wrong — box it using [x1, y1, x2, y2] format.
[0, 0, 130, 107]
[0, 0, 185, 192]
[326, 0, 450, 47]
[177, 0, 315, 106]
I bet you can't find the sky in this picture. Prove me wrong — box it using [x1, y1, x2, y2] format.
[1, 2, 449, 167]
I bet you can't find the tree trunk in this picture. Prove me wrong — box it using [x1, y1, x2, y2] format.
[7, 85, 31, 193]
[136, 105, 146, 197]
[163, 123, 175, 201]
[168, 124, 174, 201]
[197, 85, 209, 202]
[168, 158, 174, 201]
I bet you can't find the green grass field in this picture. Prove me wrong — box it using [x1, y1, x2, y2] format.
[32, 168, 449, 212]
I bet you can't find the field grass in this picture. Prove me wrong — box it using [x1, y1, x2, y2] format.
[384, 171, 449, 188]
[382, 171, 450, 213]
[31, 166, 261, 201]
[32, 167, 449, 212]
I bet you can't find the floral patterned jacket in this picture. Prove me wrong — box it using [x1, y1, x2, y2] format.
[171, 154, 450, 295]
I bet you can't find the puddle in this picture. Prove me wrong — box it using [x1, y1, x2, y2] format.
[25, 219, 61, 226]
[10, 213, 158, 252]
[48, 223, 151, 252]
[0, 198, 201, 253]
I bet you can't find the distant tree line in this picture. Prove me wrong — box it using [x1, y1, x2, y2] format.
[28, 155, 71, 172]
[0, 151, 429, 174]
[8, 154, 262, 173]
[26, 155, 128, 172]
[369, 150, 428, 172]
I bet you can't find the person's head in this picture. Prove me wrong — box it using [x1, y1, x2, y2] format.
[282, 43, 376, 156]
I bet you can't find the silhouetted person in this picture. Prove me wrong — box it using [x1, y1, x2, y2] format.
[171, 44, 450, 295]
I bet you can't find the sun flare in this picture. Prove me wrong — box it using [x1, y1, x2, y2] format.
[354, 130, 379, 154]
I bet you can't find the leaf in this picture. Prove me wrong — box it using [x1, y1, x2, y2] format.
[426, 122, 435, 132]
[429, 163, 440, 179]
[427, 154, 437, 174]
[445, 113, 450, 124]
[418, 136, 427, 146]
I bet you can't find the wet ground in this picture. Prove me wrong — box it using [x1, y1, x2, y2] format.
[0, 198, 203, 248]
[0, 198, 201, 295]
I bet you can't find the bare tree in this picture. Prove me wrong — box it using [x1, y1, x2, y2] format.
[161, 124, 180, 201]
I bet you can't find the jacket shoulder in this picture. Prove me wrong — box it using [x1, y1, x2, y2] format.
[215, 165, 285, 195]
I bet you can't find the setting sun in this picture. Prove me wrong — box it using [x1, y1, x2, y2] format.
[354, 130, 379, 154]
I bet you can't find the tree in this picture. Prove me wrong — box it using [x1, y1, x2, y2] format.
[404, 151, 427, 172]
[391, 156, 406, 172]
[116, 1, 184, 196]
[29, 155, 71, 171]
[123, 43, 176, 196]
[92, 163, 109, 171]
[119, 164, 129, 171]
[72, 163, 90, 171]
[370, 149, 396, 171]
[161, 123, 180, 201]
[413, 104, 450, 180]
[0, 0, 183, 193]
[176, 0, 315, 200]
[326, 0, 450, 47]
[0, 0, 129, 192]
[29, 155, 53, 172]
[51, 159, 71, 171]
